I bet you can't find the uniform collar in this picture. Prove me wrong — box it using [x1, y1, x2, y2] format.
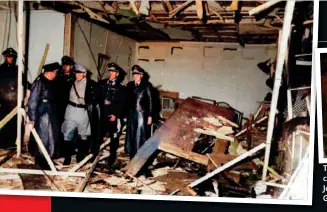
[76, 77, 87, 84]
[108, 78, 117, 84]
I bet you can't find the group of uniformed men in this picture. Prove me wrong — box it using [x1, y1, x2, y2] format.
[0, 47, 153, 170]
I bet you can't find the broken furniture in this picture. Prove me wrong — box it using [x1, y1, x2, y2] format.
[159, 90, 179, 119]
[126, 97, 237, 176]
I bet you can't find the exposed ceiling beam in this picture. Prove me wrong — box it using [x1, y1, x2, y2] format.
[129, 0, 140, 16]
[70, 1, 110, 24]
[249, 0, 283, 16]
[164, 1, 173, 12]
[195, 0, 203, 20]
[169, 0, 194, 18]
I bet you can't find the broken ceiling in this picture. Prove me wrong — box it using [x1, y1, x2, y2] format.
[35, 1, 313, 45]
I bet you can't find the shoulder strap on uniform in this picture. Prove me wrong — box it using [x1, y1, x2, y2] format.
[72, 82, 82, 99]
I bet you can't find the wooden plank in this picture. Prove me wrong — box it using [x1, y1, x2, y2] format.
[189, 143, 266, 188]
[229, 0, 239, 11]
[20, 109, 57, 173]
[169, 0, 194, 18]
[70, 15, 77, 58]
[64, 13, 71, 56]
[38, 44, 50, 75]
[164, 1, 173, 12]
[0, 107, 17, 129]
[212, 139, 229, 154]
[16, 0, 24, 158]
[194, 128, 234, 142]
[207, 153, 237, 170]
[217, 116, 239, 128]
[130, 0, 140, 16]
[0, 168, 86, 177]
[159, 91, 179, 99]
[249, 0, 283, 16]
[195, 0, 203, 20]
[76, 152, 102, 192]
[158, 142, 209, 166]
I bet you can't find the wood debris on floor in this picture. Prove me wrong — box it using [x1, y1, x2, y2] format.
[0, 97, 310, 199]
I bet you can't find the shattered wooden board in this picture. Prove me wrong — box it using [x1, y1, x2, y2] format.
[127, 98, 236, 176]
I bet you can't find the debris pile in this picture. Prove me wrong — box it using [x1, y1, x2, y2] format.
[0, 97, 310, 199]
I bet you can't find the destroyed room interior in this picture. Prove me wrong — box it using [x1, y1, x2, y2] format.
[0, 0, 313, 201]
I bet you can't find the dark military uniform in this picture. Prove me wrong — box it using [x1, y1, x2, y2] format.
[98, 63, 125, 165]
[27, 62, 60, 169]
[55, 56, 76, 127]
[0, 48, 30, 148]
[125, 65, 153, 159]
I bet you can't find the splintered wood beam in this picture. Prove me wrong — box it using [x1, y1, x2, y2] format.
[229, 0, 239, 11]
[64, 13, 71, 56]
[249, 0, 283, 16]
[158, 142, 209, 166]
[207, 1, 225, 12]
[76, 151, 102, 192]
[139, 0, 150, 16]
[0, 107, 17, 129]
[209, 5, 224, 21]
[164, 1, 173, 12]
[16, 0, 24, 158]
[68, 1, 110, 24]
[20, 109, 57, 173]
[195, 0, 203, 20]
[67, 138, 110, 174]
[169, 0, 194, 18]
[0, 168, 86, 177]
[130, 0, 140, 16]
[189, 143, 266, 188]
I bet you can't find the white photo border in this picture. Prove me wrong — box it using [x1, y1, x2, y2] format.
[316, 48, 327, 164]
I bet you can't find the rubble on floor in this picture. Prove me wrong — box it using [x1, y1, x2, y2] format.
[0, 97, 310, 199]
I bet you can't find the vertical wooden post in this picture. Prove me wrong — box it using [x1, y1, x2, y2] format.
[262, 1, 295, 181]
[64, 13, 72, 56]
[16, 0, 24, 158]
[70, 15, 77, 58]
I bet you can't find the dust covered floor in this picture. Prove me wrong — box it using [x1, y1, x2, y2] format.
[0, 136, 202, 196]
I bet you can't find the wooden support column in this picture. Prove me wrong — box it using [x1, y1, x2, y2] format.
[64, 13, 72, 56]
[70, 15, 78, 58]
[262, 1, 295, 181]
[16, 0, 24, 158]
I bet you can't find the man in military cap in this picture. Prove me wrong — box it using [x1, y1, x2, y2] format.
[55, 56, 76, 158]
[56, 56, 76, 124]
[125, 65, 153, 159]
[61, 63, 100, 165]
[0, 48, 30, 148]
[27, 62, 60, 169]
[98, 63, 125, 167]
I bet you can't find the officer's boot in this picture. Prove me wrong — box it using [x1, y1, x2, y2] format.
[76, 138, 90, 162]
[63, 141, 72, 165]
[35, 156, 51, 170]
[108, 137, 119, 167]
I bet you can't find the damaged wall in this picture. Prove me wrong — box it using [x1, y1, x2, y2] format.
[105, 30, 136, 82]
[0, 7, 17, 63]
[135, 42, 276, 117]
[74, 18, 107, 81]
[73, 19, 136, 81]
